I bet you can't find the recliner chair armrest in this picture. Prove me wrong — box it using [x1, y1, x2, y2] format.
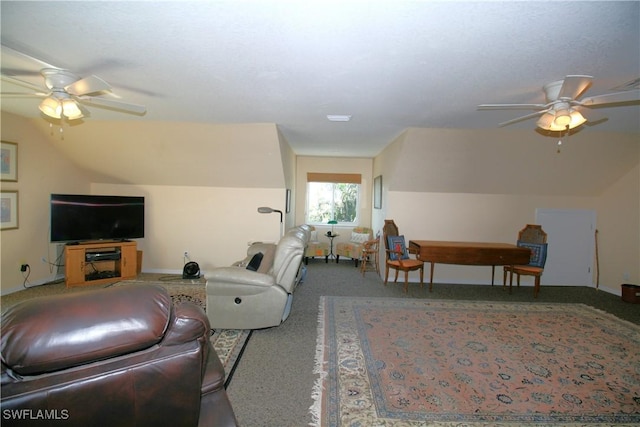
[207, 267, 276, 287]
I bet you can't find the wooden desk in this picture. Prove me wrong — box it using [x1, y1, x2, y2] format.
[408, 240, 531, 292]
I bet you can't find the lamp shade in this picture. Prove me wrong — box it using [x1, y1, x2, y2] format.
[553, 110, 571, 127]
[537, 109, 586, 131]
[552, 102, 571, 127]
[62, 99, 83, 120]
[257, 206, 283, 236]
[39, 97, 62, 118]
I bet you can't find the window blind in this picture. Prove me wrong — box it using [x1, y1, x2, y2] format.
[306, 173, 361, 184]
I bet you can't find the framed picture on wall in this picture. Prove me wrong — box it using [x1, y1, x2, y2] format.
[1, 141, 18, 182]
[285, 189, 291, 213]
[1, 191, 19, 230]
[374, 175, 382, 209]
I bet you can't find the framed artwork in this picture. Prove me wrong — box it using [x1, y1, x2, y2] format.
[1, 141, 18, 182]
[1, 191, 18, 230]
[285, 189, 291, 213]
[374, 175, 382, 209]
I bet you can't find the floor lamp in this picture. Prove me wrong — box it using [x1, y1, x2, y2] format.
[257, 206, 284, 237]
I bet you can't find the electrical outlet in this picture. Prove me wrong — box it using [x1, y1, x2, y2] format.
[20, 264, 29, 272]
[184, 251, 189, 258]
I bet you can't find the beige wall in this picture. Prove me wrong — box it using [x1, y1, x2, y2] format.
[279, 128, 297, 230]
[91, 183, 284, 274]
[27, 119, 286, 188]
[374, 128, 640, 292]
[1, 113, 290, 294]
[1, 112, 93, 293]
[595, 163, 640, 293]
[295, 156, 373, 246]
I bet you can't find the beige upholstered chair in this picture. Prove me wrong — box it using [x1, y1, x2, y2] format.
[382, 219, 424, 293]
[336, 227, 373, 266]
[206, 228, 306, 329]
[503, 224, 548, 298]
[304, 225, 329, 264]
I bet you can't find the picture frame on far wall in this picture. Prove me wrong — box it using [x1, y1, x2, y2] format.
[374, 175, 382, 209]
[285, 189, 291, 213]
[1, 141, 18, 182]
[1, 191, 19, 230]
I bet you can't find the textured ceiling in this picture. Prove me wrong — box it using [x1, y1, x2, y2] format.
[1, 1, 639, 157]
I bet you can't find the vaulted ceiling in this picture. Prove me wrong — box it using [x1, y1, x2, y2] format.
[1, 1, 639, 158]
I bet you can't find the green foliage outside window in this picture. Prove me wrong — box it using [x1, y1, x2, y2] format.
[306, 182, 359, 225]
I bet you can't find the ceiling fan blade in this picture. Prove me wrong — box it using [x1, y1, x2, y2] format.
[0, 92, 46, 98]
[78, 95, 146, 114]
[498, 109, 550, 127]
[1, 44, 58, 73]
[65, 75, 111, 96]
[478, 103, 547, 110]
[558, 75, 593, 100]
[575, 105, 607, 124]
[579, 89, 640, 107]
[1, 74, 47, 93]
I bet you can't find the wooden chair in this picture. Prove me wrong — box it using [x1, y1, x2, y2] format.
[382, 220, 424, 293]
[359, 236, 380, 277]
[503, 224, 548, 298]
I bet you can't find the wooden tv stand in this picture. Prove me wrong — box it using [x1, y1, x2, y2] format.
[65, 240, 137, 287]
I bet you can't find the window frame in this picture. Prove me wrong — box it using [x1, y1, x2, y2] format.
[305, 180, 361, 227]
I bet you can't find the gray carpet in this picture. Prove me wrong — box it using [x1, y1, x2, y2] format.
[225, 261, 639, 426]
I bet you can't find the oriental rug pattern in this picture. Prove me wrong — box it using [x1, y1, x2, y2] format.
[312, 297, 640, 426]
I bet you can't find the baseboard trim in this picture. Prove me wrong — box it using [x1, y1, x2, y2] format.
[142, 268, 187, 276]
[1, 273, 65, 296]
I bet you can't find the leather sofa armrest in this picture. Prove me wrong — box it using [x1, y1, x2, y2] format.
[207, 267, 276, 287]
[163, 303, 210, 346]
[199, 349, 239, 427]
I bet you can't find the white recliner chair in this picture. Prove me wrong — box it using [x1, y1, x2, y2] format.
[206, 231, 306, 329]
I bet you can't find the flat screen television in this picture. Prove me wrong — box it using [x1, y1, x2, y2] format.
[50, 194, 145, 243]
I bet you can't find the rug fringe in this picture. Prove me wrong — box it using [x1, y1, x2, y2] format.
[309, 296, 327, 427]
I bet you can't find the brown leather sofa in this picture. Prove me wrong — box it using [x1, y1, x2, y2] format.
[1, 284, 238, 427]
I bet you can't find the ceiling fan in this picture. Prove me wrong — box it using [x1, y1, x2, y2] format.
[478, 75, 640, 131]
[1, 67, 146, 120]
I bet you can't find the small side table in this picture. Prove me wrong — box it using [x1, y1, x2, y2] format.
[325, 232, 339, 261]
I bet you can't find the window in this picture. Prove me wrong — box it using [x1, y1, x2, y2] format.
[306, 173, 361, 226]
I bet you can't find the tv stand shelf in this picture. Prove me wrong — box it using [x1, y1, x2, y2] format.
[65, 241, 137, 287]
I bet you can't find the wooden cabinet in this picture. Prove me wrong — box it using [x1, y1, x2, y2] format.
[65, 241, 137, 287]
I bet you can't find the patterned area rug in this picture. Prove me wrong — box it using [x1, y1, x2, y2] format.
[312, 297, 640, 426]
[111, 277, 251, 387]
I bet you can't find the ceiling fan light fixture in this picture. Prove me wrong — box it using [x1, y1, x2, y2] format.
[537, 110, 586, 131]
[62, 99, 83, 120]
[536, 112, 555, 130]
[39, 97, 62, 119]
[553, 109, 572, 126]
[567, 110, 587, 129]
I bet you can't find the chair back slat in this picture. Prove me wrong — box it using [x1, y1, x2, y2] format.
[518, 224, 547, 244]
[382, 219, 399, 257]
